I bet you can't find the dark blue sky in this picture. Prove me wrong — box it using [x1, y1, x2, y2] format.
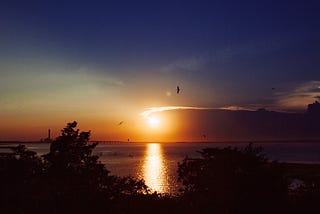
[0, 0, 320, 140]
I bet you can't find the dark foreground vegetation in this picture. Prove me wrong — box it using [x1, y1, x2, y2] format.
[1, 122, 320, 213]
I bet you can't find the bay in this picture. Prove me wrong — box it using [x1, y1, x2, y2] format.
[4, 141, 320, 194]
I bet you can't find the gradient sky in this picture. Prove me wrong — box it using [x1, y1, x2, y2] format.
[1, 0, 320, 141]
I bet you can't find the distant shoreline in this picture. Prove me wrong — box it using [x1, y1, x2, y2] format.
[2, 139, 320, 144]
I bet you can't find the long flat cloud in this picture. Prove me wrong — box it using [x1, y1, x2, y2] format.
[140, 106, 214, 118]
[140, 105, 256, 118]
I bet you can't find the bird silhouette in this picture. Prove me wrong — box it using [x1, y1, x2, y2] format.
[118, 121, 124, 126]
[176, 86, 180, 94]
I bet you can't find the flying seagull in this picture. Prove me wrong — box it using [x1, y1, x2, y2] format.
[176, 86, 180, 94]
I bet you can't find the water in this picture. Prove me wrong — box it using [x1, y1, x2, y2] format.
[2, 142, 320, 194]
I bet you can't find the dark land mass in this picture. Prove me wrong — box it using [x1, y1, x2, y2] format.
[284, 162, 320, 179]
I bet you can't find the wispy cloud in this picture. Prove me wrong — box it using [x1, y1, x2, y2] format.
[160, 35, 295, 74]
[76, 66, 124, 86]
[274, 81, 320, 111]
[161, 57, 206, 73]
[219, 105, 257, 111]
[140, 105, 259, 118]
[140, 81, 320, 117]
[140, 106, 214, 118]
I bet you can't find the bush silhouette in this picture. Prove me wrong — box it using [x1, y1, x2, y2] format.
[177, 144, 288, 214]
[0, 121, 154, 213]
[42, 121, 154, 212]
[0, 144, 47, 212]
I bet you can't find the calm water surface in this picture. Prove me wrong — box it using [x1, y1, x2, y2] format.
[6, 142, 320, 194]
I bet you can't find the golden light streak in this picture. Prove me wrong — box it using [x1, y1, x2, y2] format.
[143, 143, 167, 192]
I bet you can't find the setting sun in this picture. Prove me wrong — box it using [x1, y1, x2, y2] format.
[147, 117, 160, 128]
[137, 109, 178, 141]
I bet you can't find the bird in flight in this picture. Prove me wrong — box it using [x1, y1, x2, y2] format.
[118, 121, 124, 126]
[176, 86, 180, 94]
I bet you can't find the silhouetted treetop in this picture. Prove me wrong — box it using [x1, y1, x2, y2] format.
[177, 144, 288, 214]
[44, 121, 99, 172]
[307, 101, 320, 116]
[0, 122, 157, 213]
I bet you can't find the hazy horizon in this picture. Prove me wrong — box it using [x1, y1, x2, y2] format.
[1, 104, 320, 142]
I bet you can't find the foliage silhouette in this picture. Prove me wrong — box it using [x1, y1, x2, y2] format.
[41, 121, 157, 212]
[1, 121, 320, 213]
[177, 144, 288, 214]
[307, 101, 320, 115]
[0, 121, 163, 213]
[286, 163, 320, 214]
[0, 145, 45, 213]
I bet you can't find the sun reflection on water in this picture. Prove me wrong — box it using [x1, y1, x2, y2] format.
[143, 143, 168, 193]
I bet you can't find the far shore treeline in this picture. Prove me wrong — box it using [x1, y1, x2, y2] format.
[1, 121, 320, 213]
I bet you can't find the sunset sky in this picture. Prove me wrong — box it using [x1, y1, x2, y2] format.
[0, 1, 319, 141]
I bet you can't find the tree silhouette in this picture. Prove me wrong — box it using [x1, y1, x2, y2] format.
[1, 121, 156, 213]
[177, 144, 288, 214]
[41, 121, 153, 212]
[307, 101, 320, 115]
[44, 121, 104, 179]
